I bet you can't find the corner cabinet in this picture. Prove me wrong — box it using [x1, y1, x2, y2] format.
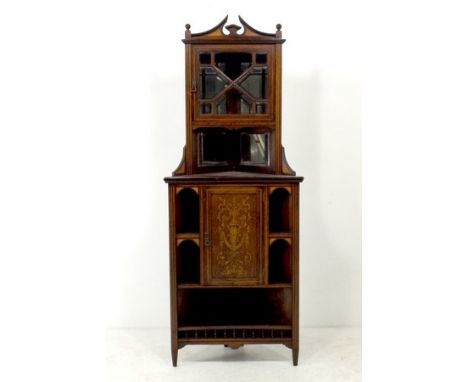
[164, 16, 303, 366]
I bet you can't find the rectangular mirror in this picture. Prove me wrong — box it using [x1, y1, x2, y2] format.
[197, 130, 270, 169]
[198, 131, 229, 166]
[240, 132, 269, 165]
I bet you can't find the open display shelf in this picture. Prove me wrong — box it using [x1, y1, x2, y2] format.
[176, 240, 200, 285]
[178, 288, 291, 327]
[269, 239, 292, 284]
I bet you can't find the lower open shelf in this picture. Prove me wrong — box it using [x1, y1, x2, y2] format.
[178, 288, 291, 327]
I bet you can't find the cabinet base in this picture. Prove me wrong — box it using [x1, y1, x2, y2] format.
[172, 341, 298, 366]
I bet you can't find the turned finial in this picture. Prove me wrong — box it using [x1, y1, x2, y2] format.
[225, 24, 242, 35]
[185, 23, 191, 38]
[275, 23, 282, 38]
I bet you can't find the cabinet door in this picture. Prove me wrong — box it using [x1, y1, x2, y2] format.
[204, 187, 263, 285]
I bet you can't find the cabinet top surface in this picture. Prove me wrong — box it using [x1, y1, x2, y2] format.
[164, 171, 303, 184]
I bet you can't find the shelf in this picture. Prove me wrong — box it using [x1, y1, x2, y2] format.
[178, 288, 292, 327]
[177, 283, 292, 289]
[269, 187, 291, 233]
[176, 241, 200, 284]
[164, 172, 304, 184]
[269, 239, 292, 284]
[175, 188, 200, 234]
[176, 233, 199, 239]
[179, 337, 292, 345]
[269, 232, 291, 240]
[176, 233, 200, 245]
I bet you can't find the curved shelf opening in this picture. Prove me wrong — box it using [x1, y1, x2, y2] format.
[268, 239, 292, 284]
[177, 240, 200, 285]
[175, 188, 200, 234]
[269, 188, 290, 233]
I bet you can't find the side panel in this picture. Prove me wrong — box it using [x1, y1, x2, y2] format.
[291, 183, 300, 365]
[168, 185, 178, 365]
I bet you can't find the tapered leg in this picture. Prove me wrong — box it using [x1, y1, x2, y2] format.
[171, 348, 178, 367]
[292, 347, 299, 366]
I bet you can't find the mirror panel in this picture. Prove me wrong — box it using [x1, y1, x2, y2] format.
[197, 129, 271, 169]
[198, 131, 229, 166]
[240, 132, 269, 165]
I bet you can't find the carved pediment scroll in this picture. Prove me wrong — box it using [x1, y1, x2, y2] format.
[183, 15, 284, 44]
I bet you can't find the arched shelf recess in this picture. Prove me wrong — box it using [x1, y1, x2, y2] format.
[176, 240, 200, 285]
[268, 239, 292, 284]
[269, 188, 291, 233]
[175, 188, 200, 234]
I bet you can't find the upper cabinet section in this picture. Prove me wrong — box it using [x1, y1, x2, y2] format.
[183, 16, 284, 125]
[171, 16, 298, 176]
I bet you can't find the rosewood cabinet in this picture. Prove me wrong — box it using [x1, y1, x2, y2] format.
[164, 16, 303, 366]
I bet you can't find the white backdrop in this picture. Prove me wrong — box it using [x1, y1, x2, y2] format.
[4, 2, 468, 381]
[0, 0, 360, 331]
[105, 3, 361, 328]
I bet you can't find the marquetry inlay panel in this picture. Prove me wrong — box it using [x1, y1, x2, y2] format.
[205, 187, 262, 285]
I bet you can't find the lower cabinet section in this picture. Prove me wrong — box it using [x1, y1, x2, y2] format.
[168, 180, 300, 366]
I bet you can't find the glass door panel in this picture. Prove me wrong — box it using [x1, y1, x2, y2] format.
[216, 89, 252, 114]
[199, 68, 228, 99]
[195, 49, 272, 118]
[215, 52, 252, 79]
[240, 67, 267, 99]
